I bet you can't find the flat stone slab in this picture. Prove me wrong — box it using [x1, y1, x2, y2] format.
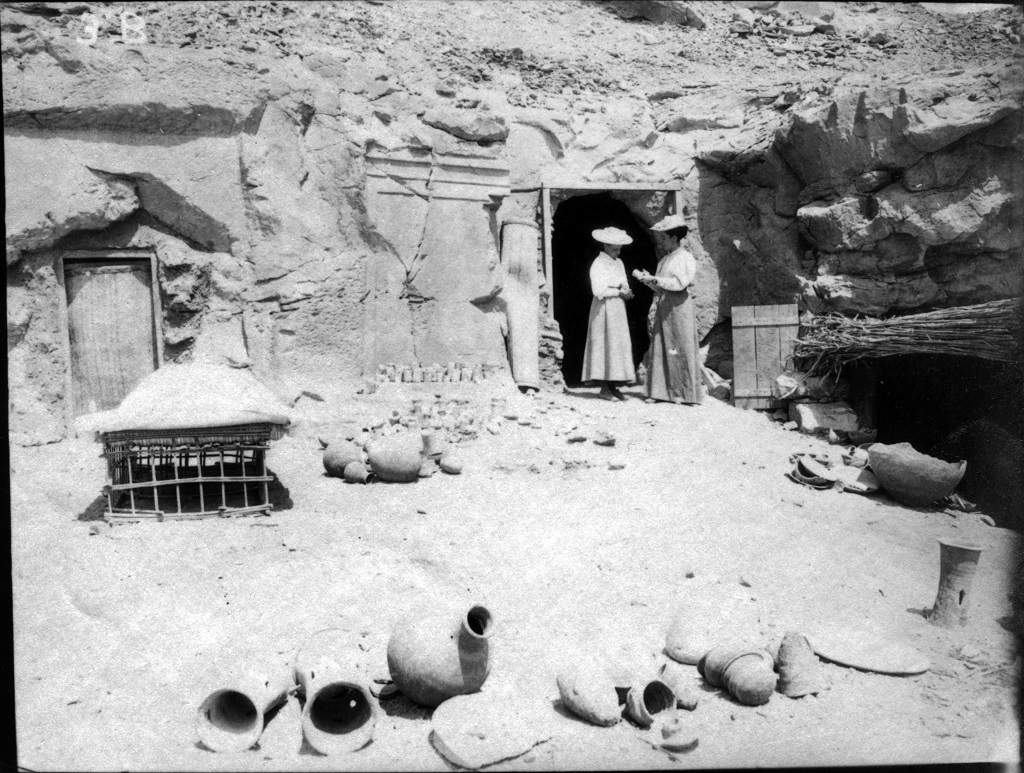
[806, 627, 930, 675]
[789, 400, 859, 435]
[430, 692, 553, 769]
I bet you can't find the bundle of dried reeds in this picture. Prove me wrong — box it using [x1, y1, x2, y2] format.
[794, 299, 1022, 373]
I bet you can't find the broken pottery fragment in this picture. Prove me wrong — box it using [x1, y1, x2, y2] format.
[374, 682, 399, 700]
[868, 442, 966, 507]
[777, 631, 825, 697]
[556, 661, 621, 727]
[659, 714, 699, 753]
[625, 679, 675, 727]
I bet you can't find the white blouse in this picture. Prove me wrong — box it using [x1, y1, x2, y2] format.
[654, 246, 696, 292]
[589, 253, 628, 300]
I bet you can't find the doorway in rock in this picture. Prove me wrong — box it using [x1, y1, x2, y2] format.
[874, 354, 1024, 527]
[61, 254, 161, 418]
[551, 193, 658, 386]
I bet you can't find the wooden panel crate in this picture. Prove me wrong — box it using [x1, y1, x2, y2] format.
[99, 423, 285, 523]
[731, 304, 799, 410]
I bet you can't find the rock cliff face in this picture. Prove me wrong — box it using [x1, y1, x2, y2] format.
[4, 0, 1022, 443]
[780, 74, 1024, 315]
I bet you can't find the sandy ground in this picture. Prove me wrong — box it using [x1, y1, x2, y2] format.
[10, 383, 1021, 770]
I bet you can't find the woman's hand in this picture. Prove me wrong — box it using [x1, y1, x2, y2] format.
[620, 284, 634, 300]
[634, 270, 658, 288]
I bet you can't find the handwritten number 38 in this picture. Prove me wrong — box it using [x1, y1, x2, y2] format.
[77, 11, 146, 45]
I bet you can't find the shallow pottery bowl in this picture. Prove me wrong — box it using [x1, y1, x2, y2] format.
[867, 442, 966, 507]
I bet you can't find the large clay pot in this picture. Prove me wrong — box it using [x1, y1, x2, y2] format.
[366, 434, 424, 483]
[387, 604, 494, 707]
[293, 629, 378, 755]
[868, 442, 966, 507]
[324, 441, 363, 477]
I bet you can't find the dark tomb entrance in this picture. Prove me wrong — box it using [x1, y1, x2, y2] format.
[873, 354, 1024, 527]
[551, 193, 658, 386]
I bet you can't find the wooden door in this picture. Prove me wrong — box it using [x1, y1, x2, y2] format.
[731, 304, 799, 410]
[65, 262, 157, 416]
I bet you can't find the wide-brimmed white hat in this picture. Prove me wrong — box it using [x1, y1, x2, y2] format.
[591, 227, 633, 245]
[650, 214, 691, 232]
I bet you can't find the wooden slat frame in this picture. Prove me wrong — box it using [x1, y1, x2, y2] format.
[56, 249, 163, 436]
[732, 303, 799, 410]
[731, 306, 758, 409]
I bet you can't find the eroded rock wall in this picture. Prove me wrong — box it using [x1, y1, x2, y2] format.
[778, 66, 1024, 315]
[5, 1, 1022, 443]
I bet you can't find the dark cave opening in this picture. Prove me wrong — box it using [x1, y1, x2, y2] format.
[551, 192, 658, 386]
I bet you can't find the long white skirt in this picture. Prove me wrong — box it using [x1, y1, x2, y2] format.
[582, 297, 636, 383]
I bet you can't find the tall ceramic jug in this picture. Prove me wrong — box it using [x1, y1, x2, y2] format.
[386, 604, 494, 707]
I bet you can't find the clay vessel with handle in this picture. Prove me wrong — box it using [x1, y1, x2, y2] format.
[387, 604, 494, 707]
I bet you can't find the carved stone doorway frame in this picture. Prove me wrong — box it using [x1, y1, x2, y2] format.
[529, 182, 685, 320]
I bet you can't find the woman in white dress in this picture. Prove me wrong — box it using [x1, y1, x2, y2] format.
[582, 227, 636, 401]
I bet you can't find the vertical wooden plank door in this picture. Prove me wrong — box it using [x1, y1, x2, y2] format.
[65, 262, 157, 417]
[731, 306, 759, 409]
[731, 303, 799, 410]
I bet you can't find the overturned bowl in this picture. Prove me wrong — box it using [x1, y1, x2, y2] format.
[868, 442, 966, 507]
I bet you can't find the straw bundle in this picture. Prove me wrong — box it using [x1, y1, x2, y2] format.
[794, 299, 1022, 374]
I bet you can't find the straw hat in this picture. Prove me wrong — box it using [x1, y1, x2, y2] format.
[591, 227, 633, 245]
[650, 214, 690, 233]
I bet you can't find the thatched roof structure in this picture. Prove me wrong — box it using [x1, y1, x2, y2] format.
[793, 299, 1023, 374]
[77, 364, 291, 434]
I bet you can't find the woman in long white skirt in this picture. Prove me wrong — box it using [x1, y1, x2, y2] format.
[635, 214, 702, 405]
[582, 227, 636, 401]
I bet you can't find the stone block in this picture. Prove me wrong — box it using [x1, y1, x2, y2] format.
[788, 400, 859, 435]
[421, 107, 509, 142]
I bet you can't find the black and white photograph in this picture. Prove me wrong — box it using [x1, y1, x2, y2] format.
[5, 0, 1023, 769]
